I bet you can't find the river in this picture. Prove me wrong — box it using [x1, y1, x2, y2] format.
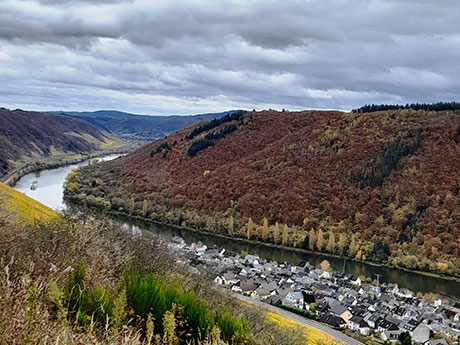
[14, 154, 121, 211]
[13, 156, 460, 300]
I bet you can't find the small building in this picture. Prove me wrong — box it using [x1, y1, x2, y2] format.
[320, 312, 346, 328]
[425, 339, 448, 345]
[381, 329, 403, 343]
[285, 291, 304, 309]
[329, 301, 353, 326]
[256, 281, 278, 300]
[349, 316, 370, 336]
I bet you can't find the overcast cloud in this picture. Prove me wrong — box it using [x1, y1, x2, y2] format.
[1, 0, 460, 115]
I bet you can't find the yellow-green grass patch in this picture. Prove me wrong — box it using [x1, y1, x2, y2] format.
[267, 311, 340, 345]
[0, 182, 58, 224]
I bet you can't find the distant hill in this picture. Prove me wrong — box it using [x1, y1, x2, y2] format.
[55, 109, 244, 143]
[66, 109, 460, 277]
[0, 108, 127, 178]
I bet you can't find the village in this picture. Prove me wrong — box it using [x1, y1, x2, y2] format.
[167, 237, 460, 345]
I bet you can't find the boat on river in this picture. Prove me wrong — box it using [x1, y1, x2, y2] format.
[30, 180, 38, 190]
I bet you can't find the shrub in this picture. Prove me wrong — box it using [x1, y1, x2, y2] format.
[124, 271, 248, 343]
[214, 310, 247, 344]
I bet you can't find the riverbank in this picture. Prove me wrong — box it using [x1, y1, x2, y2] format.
[2, 145, 135, 187]
[120, 212, 460, 285]
[73, 207, 460, 288]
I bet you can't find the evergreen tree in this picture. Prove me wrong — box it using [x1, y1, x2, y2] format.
[398, 332, 412, 345]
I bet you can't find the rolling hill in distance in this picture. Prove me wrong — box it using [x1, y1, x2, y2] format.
[0, 108, 127, 180]
[66, 109, 460, 277]
[55, 109, 244, 143]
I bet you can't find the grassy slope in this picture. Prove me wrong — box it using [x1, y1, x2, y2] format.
[0, 182, 58, 224]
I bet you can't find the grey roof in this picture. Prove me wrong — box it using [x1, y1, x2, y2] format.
[287, 291, 304, 300]
[256, 281, 278, 296]
[329, 301, 349, 316]
[239, 279, 259, 292]
[223, 272, 239, 281]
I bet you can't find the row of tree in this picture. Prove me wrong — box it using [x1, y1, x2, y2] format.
[352, 102, 460, 113]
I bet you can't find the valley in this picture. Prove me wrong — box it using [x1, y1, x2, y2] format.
[63, 109, 460, 279]
[56, 109, 244, 143]
[4, 105, 460, 345]
[11, 131, 460, 300]
[3, 1, 459, 343]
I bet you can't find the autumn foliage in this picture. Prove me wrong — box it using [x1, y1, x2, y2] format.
[67, 109, 460, 277]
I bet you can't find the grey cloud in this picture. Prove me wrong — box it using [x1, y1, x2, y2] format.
[1, 0, 460, 114]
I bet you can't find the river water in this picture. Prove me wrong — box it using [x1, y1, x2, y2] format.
[14, 154, 121, 211]
[13, 156, 460, 299]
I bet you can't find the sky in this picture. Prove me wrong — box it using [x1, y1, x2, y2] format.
[1, 0, 460, 115]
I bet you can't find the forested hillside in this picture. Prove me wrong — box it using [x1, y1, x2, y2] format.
[65, 109, 460, 277]
[0, 108, 126, 178]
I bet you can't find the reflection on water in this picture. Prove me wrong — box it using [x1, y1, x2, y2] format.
[14, 154, 121, 211]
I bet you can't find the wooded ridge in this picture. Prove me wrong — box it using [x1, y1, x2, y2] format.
[64, 109, 460, 277]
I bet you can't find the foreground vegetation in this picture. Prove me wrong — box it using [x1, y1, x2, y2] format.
[0, 194, 316, 344]
[64, 109, 460, 278]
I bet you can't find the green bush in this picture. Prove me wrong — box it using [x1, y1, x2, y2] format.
[214, 310, 247, 344]
[65, 262, 116, 330]
[125, 271, 248, 343]
[66, 261, 86, 321]
[177, 291, 211, 338]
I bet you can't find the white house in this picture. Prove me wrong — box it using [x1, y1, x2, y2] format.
[214, 275, 224, 285]
[285, 291, 304, 309]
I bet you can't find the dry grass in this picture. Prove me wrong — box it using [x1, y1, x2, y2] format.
[0, 182, 58, 224]
[0, 206, 237, 345]
[0, 189, 310, 345]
